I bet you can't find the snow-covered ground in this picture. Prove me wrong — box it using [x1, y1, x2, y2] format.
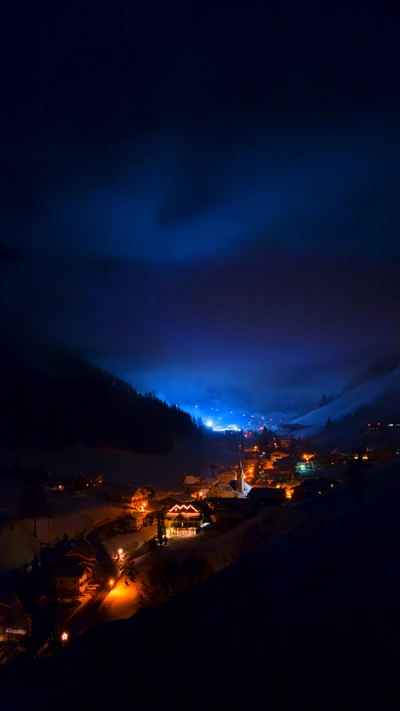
[0, 436, 239, 571]
[291, 366, 400, 436]
[102, 524, 157, 561]
[0, 491, 124, 570]
[101, 505, 310, 622]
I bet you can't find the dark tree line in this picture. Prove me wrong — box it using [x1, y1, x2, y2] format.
[0, 354, 196, 454]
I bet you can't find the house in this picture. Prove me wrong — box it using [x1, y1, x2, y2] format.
[270, 450, 290, 463]
[206, 482, 239, 499]
[43, 538, 96, 580]
[51, 473, 91, 491]
[64, 541, 97, 564]
[0, 594, 31, 663]
[88, 472, 104, 487]
[217, 471, 236, 483]
[54, 564, 91, 595]
[158, 494, 193, 509]
[295, 460, 319, 474]
[120, 512, 144, 531]
[164, 502, 204, 537]
[101, 484, 150, 507]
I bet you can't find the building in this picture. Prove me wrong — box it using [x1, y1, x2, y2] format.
[54, 564, 91, 595]
[157, 494, 193, 509]
[121, 512, 144, 530]
[295, 460, 319, 474]
[164, 502, 204, 537]
[89, 473, 104, 487]
[270, 450, 290, 463]
[206, 482, 239, 499]
[101, 484, 150, 507]
[217, 471, 236, 483]
[42, 538, 97, 591]
[51, 473, 91, 491]
[182, 475, 215, 497]
[0, 594, 31, 663]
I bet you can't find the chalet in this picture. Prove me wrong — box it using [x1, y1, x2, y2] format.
[64, 541, 97, 564]
[51, 473, 91, 491]
[101, 485, 150, 507]
[54, 564, 91, 595]
[88, 472, 104, 487]
[158, 494, 193, 509]
[182, 475, 215, 497]
[0, 594, 30, 661]
[270, 450, 290, 463]
[206, 482, 239, 499]
[217, 471, 236, 483]
[164, 502, 204, 537]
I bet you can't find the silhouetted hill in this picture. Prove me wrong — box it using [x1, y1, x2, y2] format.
[0, 352, 195, 454]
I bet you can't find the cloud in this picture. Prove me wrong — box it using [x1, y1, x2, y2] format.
[1, 2, 400, 412]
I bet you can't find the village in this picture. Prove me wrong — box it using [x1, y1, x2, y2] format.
[1, 429, 399, 662]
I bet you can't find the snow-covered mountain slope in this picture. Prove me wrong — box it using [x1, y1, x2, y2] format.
[290, 365, 400, 436]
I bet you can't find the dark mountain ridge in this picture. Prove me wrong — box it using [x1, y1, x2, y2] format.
[0, 350, 195, 454]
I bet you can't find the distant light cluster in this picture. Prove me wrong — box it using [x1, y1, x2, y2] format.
[188, 404, 282, 433]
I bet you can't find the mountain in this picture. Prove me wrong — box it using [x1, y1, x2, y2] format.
[289, 364, 400, 437]
[0, 351, 195, 454]
[340, 356, 400, 395]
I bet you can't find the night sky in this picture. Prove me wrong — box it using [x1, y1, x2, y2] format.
[1, 1, 400, 414]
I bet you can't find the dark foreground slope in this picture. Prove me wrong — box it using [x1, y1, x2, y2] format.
[4, 464, 400, 708]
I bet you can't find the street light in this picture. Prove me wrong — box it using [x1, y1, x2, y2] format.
[109, 579, 115, 587]
[61, 632, 68, 643]
[117, 548, 123, 556]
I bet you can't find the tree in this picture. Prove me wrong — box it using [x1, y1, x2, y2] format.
[123, 562, 138, 587]
[156, 510, 167, 546]
[325, 416, 333, 430]
[16, 483, 51, 538]
[257, 426, 273, 451]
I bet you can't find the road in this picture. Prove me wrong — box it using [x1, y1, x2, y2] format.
[34, 519, 156, 654]
[63, 522, 156, 637]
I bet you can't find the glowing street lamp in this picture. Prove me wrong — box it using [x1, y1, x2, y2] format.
[109, 578, 115, 587]
[61, 631, 68, 643]
[117, 548, 123, 557]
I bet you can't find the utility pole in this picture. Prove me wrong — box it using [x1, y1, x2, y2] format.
[237, 458, 244, 495]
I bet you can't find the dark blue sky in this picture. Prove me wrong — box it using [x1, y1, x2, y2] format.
[1, 1, 400, 412]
